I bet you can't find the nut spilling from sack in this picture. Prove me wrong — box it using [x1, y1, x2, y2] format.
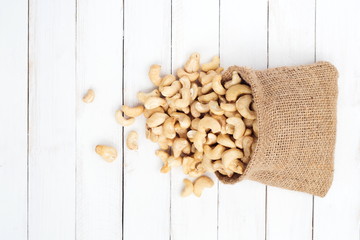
[118, 53, 258, 197]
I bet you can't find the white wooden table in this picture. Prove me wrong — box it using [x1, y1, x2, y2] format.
[1, 0, 360, 239]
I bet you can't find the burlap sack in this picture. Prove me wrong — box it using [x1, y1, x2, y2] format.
[216, 62, 338, 197]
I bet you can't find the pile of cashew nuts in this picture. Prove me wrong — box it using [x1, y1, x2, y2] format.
[114, 53, 258, 197]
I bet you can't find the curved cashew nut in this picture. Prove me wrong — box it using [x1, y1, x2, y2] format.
[187, 129, 197, 142]
[115, 110, 135, 126]
[222, 149, 245, 174]
[226, 117, 246, 139]
[121, 105, 144, 118]
[166, 93, 181, 109]
[198, 92, 218, 103]
[172, 138, 190, 157]
[175, 87, 191, 109]
[148, 64, 162, 86]
[217, 134, 236, 148]
[199, 70, 217, 85]
[193, 176, 214, 197]
[184, 53, 200, 73]
[201, 82, 213, 94]
[211, 114, 227, 134]
[209, 100, 224, 115]
[205, 133, 217, 145]
[137, 89, 161, 104]
[144, 96, 167, 109]
[190, 83, 199, 100]
[126, 131, 138, 150]
[181, 179, 194, 197]
[193, 131, 206, 152]
[170, 112, 191, 129]
[202, 156, 215, 173]
[176, 68, 199, 82]
[191, 118, 200, 130]
[160, 80, 182, 97]
[236, 95, 256, 120]
[160, 74, 176, 87]
[225, 84, 252, 102]
[204, 144, 226, 160]
[163, 117, 176, 139]
[146, 112, 168, 128]
[194, 101, 210, 113]
[95, 145, 117, 162]
[174, 122, 188, 138]
[213, 160, 234, 177]
[220, 102, 236, 112]
[143, 106, 164, 118]
[224, 71, 241, 89]
[82, 89, 95, 103]
[242, 136, 254, 158]
[212, 74, 226, 95]
[190, 101, 201, 118]
[201, 56, 220, 72]
[198, 116, 221, 133]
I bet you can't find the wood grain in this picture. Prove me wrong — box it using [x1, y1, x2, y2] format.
[0, 0, 28, 239]
[267, 0, 315, 239]
[218, 0, 267, 239]
[76, 0, 123, 239]
[28, 0, 76, 239]
[122, 0, 171, 239]
[314, 0, 360, 239]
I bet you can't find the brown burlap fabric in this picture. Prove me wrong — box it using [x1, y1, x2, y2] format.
[216, 62, 338, 197]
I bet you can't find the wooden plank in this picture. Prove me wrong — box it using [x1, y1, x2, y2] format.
[28, 0, 76, 239]
[218, 0, 267, 239]
[267, 0, 315, 239]
[122, 0, 171, 239]
[76, 0, 123, 239]
[314, 0, 360, 239]
[0, 0, 28, 239]
[171, 0, 219, 239]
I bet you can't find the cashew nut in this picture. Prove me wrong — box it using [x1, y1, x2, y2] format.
[190, 101, 201, 118]
[144, 96, 167, 109]
[220, 102, 236, 112]
[216, 67, 224, 73]
[198, 116, 221, 133]
[209, 100, 224, 115]
[199, 70, 216, 85]
[217, 134, 236, 148]
[194, 101, 210, 113]
[126, 131, 138, 150]
[201, 56, 220, 72]
[137, 89, 160, 103]
[174, 122, 188, 138]
[151, 126, 163, 135]
[236, 95, 256, 119]
[163, 117, 176, 139]
[224, 71, 241, 89]
[204, 144, 226, 160]
[121, 105, 144, 118]
[222, 149, 245, 174]
[176, 68, 199, 82]
[201, 82, 213, 94]
[193, 176, 214, 197]
[170, 112, 191, 129]
[82, 89, 95, 103]
[225, 84, 252, 102]
[193, 131, 206, 152]
[226, 117, 246, 139]
[198, 92, 218, 103]
[181, 179, 194, 197]
[172, 138, 190, 157]
[148, 64, 162, 86]
[243, 118, 254, 127]
[160, 80, 182, 97]
[160, 74, 176, 87]
[95, 145, 117, 162]
[205, 133, 217, 145]
[184, 53, 200, 73]
[190, 83, 199, 100]
[146, 112, 168, 128]
[212, 74, 226, 95]
[191, 118, 200, 130]
[242, 135, 254, 159]
[213, 160, 234, 177]
[115, 110, 135, 126]
[143, 106, 164, 118]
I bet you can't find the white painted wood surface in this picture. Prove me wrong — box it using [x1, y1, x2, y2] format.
[0, 0, 360, 239]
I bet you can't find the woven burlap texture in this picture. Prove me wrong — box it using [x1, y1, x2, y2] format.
[216, 62, 338, 197]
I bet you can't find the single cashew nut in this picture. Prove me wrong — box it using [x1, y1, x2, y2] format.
[184, 53, 200, 73]
[160, 80, 182, 97]
[220, 102, 236, 112]
[217, 134, 236, 148]
[236, 95, 257, 119]
[226, 117, 246, 139]
[201, 82, 213, 94]
[137, 89, 160, 103]
[205, 133, 217, 145]
[194, 101, 210, 113]
[209, 100, 225, 115]
[181, 179, 194, 197]
[126, 131, 138, 150]
[115, 110, 135, 126]
[225, 84, 252, 102]
[198, 116, 221, 133]
[160, 74, 176, 87]
[191, 118, 200, 130]
[201, 56, 220, 72]
[82, 89, 95, 103]
[95, 145, 117, 162]
[146, 112, 168, 128]
[143, 106, 164, 118]
[213, 160, 234, 177]
[172, 138, 190, 157]
[163, 117, 176, 139]
[170, 112, 191, 129]
[190, 102, 201, 118]
[148, 64, 162, 86]
[204, 144, 226, 160]
[242, 136, 254, 158]
[212, 74, 226, 95]
[193, 131, 206, 152]
[224, 71, 241, 89]
[222, 149, 245, 174]
[198, 92, 218, 103]
[121, 105, 144, 118]
[193, 176, 214, 197]
[176, 68, 199, 82]
[144, 96, 167, 109]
